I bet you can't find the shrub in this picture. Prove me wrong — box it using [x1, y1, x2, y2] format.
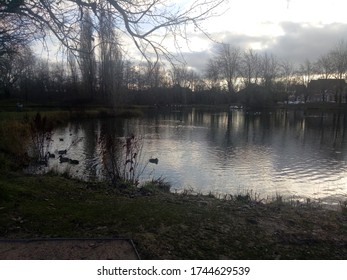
[99, 128, 148, 187]
[29, 113, 53, 163]
[0, 119, 30, 168]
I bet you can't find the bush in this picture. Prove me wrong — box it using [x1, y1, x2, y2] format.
[99, 128, 148, 188]
[0, 119, 30, 168]
[29, 113, 53, 163]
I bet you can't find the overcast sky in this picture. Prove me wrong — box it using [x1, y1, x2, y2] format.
[37, 0, 347, 73]
[179, 0, 347, 71]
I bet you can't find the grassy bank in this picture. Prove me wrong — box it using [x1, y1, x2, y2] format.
[1, 102, 347, 259]
[1, 170, 346, 259]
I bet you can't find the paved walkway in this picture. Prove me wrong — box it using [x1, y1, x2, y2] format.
[0, 238, 140, 260]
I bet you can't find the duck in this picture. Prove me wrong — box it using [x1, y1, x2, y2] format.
[46, 152, 55, 158]
[69, 159, 79, 165]
[58, 149, 67, 155]
[149, 158, 159, 164]
[38, 159, 48, 166]
[59, 155, 69, 163]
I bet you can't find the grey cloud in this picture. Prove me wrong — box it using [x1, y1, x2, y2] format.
[221, 22, 347, 63]
[271, 22, 347, 64]
[181, 22, 347, 71]
[175, 50, 207, 73]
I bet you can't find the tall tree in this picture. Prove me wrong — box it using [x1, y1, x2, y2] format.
[299, 59, 315, 86]
[215, 43, 240, 94]
[66, 50, 79, 95]
[170, 65, 191, 88]
[206, 58, 220, 90]
[279, 59, 295, 93]
[316, 53, 333, 79]
[240, 48, 260, 87]
[329, 40, 347, 80]
[0, 44, 33, 98]
[260, 52, 279, 90]
[79, 9, 96, 100]
[145, 61, 166, 89]
[99, 1, 123, 103]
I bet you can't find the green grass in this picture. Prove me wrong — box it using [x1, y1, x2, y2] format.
[1, 171, 346, 259]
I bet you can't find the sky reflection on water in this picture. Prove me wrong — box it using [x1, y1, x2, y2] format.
[45, 108, 347, 205]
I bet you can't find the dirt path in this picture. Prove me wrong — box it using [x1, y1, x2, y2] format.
[0, 238, 140, 260]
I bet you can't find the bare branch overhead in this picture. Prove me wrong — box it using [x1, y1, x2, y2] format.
[1, 0, 225, 59]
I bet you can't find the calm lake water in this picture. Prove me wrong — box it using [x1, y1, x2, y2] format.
[43, 107, 347, 205]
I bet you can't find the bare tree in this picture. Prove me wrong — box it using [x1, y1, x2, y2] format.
[79, 8, 96, 100]
[123, 60, 136, 90]
[316, 53, 334, 79]
[240, 48, 260, 88]
[144, 61, 167, 89]
[170, 65, 191, 88]
[259, 52, 279, 90]
[99, 1, 123, 102]
[0, 44, 33, 98]
[279, 59, 295, 93]
[0, 2, 37, 57]
[66, 49, 79, 94]
[299, 59, 315, 86]
[205, 58, 220, 90]
[185, 69, 201, 92]
[1, 0, 225, 61]
[217, 43, 240, 93]
[329, 40, 347, 80]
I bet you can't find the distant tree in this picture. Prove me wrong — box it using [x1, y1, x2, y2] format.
[316, 53, 334, 79]
[66, 50, 80, 95]
[144, 61, 167, 89]
[329, 40, 347, 80]
[50, 62, 69, 96]
[32, 59, 51, 100]
[215, 43, 240, 93]
[299, 59, 315, 86]
[185, 69, 201, 92]
[259, 52, 279, 90]
[170, 65, 191, 88]
[123, 60, 136, 90]
[240, 48, 260, 88]
[205, 58, 220, 91]
[0, 45, 33, 98]
[279, 59, 296, 94]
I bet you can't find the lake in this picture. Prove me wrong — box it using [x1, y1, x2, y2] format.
[42, 107, 347, 205]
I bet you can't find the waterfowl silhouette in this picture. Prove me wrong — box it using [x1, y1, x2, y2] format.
[46, 152, 55, 158]
[69, 159, 79, 165]
[59, 155, 69, 163]
[38, 159, 48, 166]
[58, 149, 67, 155]
[149, 158, 159, 164]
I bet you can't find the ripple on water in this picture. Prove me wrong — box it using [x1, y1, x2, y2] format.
[29, 112, 347, 204]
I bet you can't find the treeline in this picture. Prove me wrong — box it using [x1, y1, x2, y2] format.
[2, 3, 347, 107]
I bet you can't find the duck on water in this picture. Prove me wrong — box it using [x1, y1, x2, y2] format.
[149, 158, 159, 164]
[59, 155, 69, 163]
[59, 155, 79, 164]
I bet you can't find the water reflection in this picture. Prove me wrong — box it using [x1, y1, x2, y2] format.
[43, 108, 347, 205]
